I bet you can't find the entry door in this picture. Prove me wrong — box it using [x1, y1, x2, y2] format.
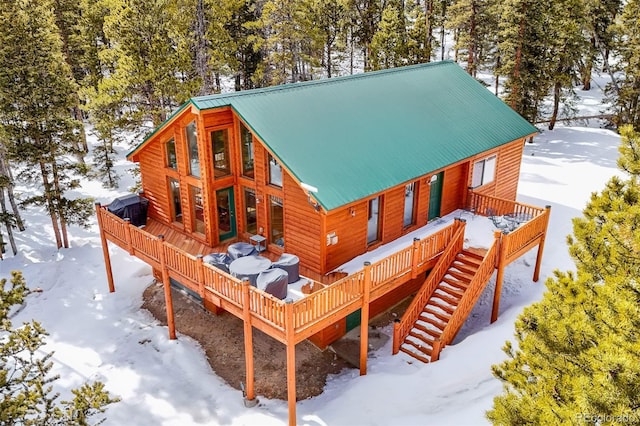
[216, 187, 237, 241]
[428, 171, 444, 221]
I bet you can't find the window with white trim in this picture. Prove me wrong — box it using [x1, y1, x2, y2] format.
[471, 155, 496, 188]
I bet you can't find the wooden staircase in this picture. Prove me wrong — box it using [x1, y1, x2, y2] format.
[398, 249, 484, 363]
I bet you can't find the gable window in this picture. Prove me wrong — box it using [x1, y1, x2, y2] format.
[169, 178, 182, 223]
[367, 196, 382, 245]
[165, 138, 177, 169]
[186, 121, 200, 178]
[190, 185, 205, 234]
[211, 129, 231, 177]
[471, 155, 496, 188]
[269, 195, 284, 247]
[240, 123, 254, 179]
[244, 187, 257, 235]
[268, 154, 283, 187]
[403, 182, 418, 228]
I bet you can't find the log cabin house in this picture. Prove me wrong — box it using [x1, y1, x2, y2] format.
[97, 60, 550, 425]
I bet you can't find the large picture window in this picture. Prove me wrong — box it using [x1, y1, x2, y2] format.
[190, 185, 205, 234]
[240, 123, 254, 179]
[471, 155, 496, 188]
[269, 195, 284, 247]
[367, 196, 382, 245]
[403, 182, 418, 228]
[268, 154, 282, 187]
[165, 138, 177, 169]
[169, 178, 182, 223]
[244, 188, 257, 235]
[185, 121, 200, 177]
[211, 129, 231, 177]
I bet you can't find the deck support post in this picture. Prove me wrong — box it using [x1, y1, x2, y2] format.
[284, 299, 296, 426]
[533, 205, 551, 282]
[95, 203, 115, 293]
[410, 238, 420, 279]
[360, 261, 372, 375]
[491, 230, 507, 324]
[241, 279, 257, 406]
[158, 235, 176, 340]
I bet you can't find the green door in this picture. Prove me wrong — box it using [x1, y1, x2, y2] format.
[216, 187, 237, 241]
[346, 309, 361, 332]
[428, 171, 444, 221]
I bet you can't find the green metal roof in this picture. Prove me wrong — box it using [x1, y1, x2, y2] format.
[130, 61, 537, 211]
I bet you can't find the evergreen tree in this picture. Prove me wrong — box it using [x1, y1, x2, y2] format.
[496, 0, 552, 121]
[608, 0, 640, 128]
[370, 1, 407, 70]
[0, 0, 94, 249]
[488, 125, 640, 424]
[446, 0, 499, 77]
[0, 271, 119, 424]
[310, 0, 348, 77]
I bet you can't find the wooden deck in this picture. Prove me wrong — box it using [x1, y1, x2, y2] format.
[143, 218, 346, 285]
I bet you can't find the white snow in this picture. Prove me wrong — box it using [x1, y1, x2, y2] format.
[1, 73, 621, 425]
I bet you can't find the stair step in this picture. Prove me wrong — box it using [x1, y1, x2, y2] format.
[404, 336, 433, 355]
[399, 345, 430, 363]
[448, 269, 473, 284]
[423, 306, 451, 323]
[461, 249, 485, 261]
[434, 287, 463, 305]
[418, 313, 447, 330]
[430, 298, 456, 314]
[414, 322, 441, 339]
[438, 283, 465, 299]
[451, 260, 478, 275]
[442, 276, 469, 290]
[409, 330, 435, 347]
[457, 252, 483, 267]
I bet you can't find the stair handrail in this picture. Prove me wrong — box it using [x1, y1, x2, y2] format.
[431, 234, 500, 360]
[392, 219, 466, 354]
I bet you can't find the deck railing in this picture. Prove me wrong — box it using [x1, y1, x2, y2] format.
[98, 196, 549, 356]
[391, 219, 467, 355]
[467, 191, 544, 218]
[431, 236, 499, 360]
[97, 204, 462, 346]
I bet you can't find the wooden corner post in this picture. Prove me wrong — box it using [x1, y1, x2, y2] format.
[411, 238, 420, 279]
[360, 261, 372, 376]
[491, 230, 506, 324]
[95, 202, 115, 293]
[284, 298, 297, 426]
[533, 205, 552, 282]
[158, 235, 176, 340]
[241, 279, 257, 406]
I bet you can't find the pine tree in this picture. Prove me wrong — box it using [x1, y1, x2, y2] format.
[496, 0, 552, 121]
[487, 126, 640, 424]
[446, 0, 499, 77]
[370, 1, 407, 70]
[608, 0, 640, 128]
[0, 0, 94, 249]
[0, 271, 119, 424]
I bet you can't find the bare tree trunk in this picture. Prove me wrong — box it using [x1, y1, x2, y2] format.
[39, 161, 63, 249]
[548, 81, 562, 130]
[0, 189, 17, 255]
[0, 146, 24, 231]
[466, 0, 477, 76]
[494, 55, 501, 96]
[510, 8, 527, 110]
[195, 0, 213, 95]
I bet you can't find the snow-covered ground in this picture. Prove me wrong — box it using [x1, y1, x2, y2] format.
[1, 73, 621, 425]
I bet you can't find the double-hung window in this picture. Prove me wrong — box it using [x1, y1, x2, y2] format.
[471, 155, 496, 188]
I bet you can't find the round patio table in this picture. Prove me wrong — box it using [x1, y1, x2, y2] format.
[229, 256, 272, 286]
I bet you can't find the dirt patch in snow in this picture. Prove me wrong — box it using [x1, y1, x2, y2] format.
[141, 282, 354, 401]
